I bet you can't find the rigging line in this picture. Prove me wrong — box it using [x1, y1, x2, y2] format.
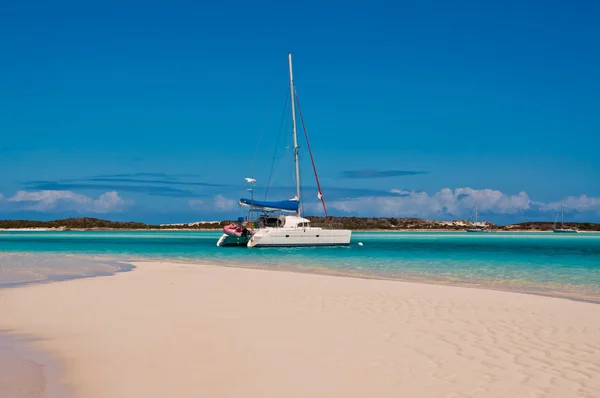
[294, 89, 329, 223]
[267, 140, 290, 200]
[468, 203, 474, 223]
[264, 92, 289, 200]
[248, 76, 282, 179]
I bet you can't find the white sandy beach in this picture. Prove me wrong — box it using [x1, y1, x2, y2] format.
[1, 261, 599, 397]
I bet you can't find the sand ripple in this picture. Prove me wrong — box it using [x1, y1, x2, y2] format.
[0, 261, 599, 397]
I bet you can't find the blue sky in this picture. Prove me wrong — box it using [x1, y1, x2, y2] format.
[1, 0, 599, 224]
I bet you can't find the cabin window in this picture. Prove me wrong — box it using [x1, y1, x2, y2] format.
[316, 235, 320, 238]
[261, 217, 280, 228]
[285, 235, 289, 238]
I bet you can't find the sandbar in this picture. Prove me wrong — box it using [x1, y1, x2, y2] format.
[0, 260, 599, 397]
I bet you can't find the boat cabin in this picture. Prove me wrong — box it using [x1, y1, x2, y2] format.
[257, 215, 285, 228]
[256, 215, 311, 229]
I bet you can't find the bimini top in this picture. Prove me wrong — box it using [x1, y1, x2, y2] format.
[239, 198, 299, 213]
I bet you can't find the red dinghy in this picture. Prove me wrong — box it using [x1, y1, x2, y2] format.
[223, 224, 254, 237]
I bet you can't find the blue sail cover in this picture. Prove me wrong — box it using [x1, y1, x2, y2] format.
[239, 198, 299, 212]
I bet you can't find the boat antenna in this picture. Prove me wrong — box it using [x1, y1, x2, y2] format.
[288, 52, 302, 216]
[244, 178, 256, 215]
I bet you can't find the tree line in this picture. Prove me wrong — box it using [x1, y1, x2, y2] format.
[1, 217, 599, 231]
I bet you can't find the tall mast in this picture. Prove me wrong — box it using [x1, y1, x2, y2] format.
[288, 53, 301, 215]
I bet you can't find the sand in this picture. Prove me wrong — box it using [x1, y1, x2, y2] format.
[0, 261, 599, 397]
[0, 336, 46, 398]
[0, 333, 69, 398]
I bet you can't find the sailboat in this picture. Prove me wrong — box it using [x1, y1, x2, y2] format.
[466, 202, 490, 233]
[216, 53, 352, 248]
[553, 197, 578, 233]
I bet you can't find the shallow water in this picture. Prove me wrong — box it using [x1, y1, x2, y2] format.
[1, 231, 599, 300]
[0, 252, 133, 287]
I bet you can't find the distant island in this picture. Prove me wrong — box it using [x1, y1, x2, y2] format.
[1, 217, 599, 231]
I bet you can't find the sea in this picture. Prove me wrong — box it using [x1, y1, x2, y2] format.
[1, 231, 599, 302]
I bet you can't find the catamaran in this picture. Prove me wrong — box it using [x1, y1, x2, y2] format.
[553, 196, 578, 233]
[216, 53, 352, 248]
[466, 202, 490, 233]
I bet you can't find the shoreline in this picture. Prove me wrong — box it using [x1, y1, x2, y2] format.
[1, 260, 599, 397]
[144, 255, 600, 305]
[2, 251, 599, 304]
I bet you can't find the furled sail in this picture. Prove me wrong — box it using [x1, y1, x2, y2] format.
[239, 198, 299, 212]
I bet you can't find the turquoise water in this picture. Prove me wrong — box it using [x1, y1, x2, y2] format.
[1, 231, 599, 300]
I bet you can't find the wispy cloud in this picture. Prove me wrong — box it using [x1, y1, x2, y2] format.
[188, 199, 205, 209]
[89, 172, 207, 182]
[89, 172, 179, 181]
[94, 172, 180, 179]
[214, 194, 237, 211]
[189, 195, 238, 212]
[339, 169, 428, 179]
[1, 190, 131, 213]
[23, 171, 225, 198]
[24, 182, 199, 197]
[81, 178, 223, 187]
[249, 186, 401, 201]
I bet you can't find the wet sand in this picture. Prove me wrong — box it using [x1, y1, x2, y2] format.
[1, 260, 599, 397]
[0, 333, 70, 398]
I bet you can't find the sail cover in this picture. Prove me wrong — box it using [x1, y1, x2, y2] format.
[239, 198, 299, 212]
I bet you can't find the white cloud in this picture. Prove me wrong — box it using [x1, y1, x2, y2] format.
[213, 195, 237, 212]
[188, 199, 205, 210]
[90, 192, 128, 213]
[1, 190, 130, 213]
[542, 195, 600, 214]
[189, 195, 238, 212]
[328, 187, 534, 218]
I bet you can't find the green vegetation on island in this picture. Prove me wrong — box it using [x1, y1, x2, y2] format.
[306, 217, 600, 231]
[0, 217, 599, 231]
[0, 218, 227, 230]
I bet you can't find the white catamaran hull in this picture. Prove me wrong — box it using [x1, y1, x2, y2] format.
[216, 233, 252, 247]
[247, 227, 351, 248]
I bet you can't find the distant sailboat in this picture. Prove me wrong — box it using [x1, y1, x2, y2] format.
[553, 197, 578, 233]
[466, 203, 490, 233]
